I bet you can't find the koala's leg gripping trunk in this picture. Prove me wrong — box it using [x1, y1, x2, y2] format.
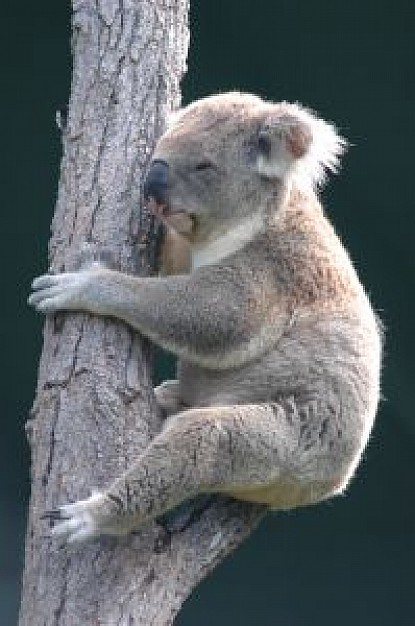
[111, 399, 351, 523]
[46, 399, 355, 542]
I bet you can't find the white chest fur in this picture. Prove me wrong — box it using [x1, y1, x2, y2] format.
[191, 213, 264, 270]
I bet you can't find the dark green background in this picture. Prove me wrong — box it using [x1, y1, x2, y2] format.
[2, 1, 414, 624]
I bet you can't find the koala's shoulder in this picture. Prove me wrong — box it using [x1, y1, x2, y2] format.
[262, 191, 361, 309]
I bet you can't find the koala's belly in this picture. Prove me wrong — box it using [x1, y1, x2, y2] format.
[178, 359, 262, 407]
[223, 475, 344, 508]
[177, 352, 315, 407]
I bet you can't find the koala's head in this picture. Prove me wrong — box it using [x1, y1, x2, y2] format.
[144, 92, 345, 245]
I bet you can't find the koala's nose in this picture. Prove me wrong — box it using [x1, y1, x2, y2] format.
[144, 159, 170, 206]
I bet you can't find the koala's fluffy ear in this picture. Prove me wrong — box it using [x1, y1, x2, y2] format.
[256, 104, 347, 190]
[256, 115, 312, 179]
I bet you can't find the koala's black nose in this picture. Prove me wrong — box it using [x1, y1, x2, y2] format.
[144, 159, 170, 205]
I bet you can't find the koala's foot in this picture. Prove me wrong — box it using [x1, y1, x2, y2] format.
[154, 380, 186, 417]
[42, 491, 130, 544]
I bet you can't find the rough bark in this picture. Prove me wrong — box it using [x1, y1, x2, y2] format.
[19, 1, 266, 624]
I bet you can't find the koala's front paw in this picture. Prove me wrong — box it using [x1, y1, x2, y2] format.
[43, 492, 113, 544]
[28, 265, 106, 314]
[28, 271, 88, 314]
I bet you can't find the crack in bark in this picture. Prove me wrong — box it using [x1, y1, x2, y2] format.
[42, 393, 61, 489]
[53, 557, 70, 626]
[68, 322, 84, 380]
[88, 192, 102, 241]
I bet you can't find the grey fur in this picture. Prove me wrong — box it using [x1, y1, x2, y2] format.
[29, 92, 381, 543]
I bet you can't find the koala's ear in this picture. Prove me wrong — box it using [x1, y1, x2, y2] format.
[256, 115, 312, 179]
[255, 104, 347, 189]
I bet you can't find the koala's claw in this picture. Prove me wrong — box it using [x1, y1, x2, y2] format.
[42, 494, 104, 544]
[41, 508, 71, 521]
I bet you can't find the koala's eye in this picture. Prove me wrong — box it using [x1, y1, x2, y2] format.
[194, 159, 215, 172]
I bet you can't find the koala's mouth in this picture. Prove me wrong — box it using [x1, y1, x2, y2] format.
[146, 198, 195, 236]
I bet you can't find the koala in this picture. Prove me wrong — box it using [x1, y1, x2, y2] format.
[29, 92, 382, 543]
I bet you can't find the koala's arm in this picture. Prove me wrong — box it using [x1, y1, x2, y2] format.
[29, 262, 289, 368]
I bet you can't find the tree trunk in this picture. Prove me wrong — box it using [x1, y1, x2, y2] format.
[19, 1, 266, 624]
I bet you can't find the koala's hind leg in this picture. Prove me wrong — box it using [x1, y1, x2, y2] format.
[46, 400, 350, 543]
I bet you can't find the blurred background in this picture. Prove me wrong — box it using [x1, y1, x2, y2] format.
[1, 0, 414, 624]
